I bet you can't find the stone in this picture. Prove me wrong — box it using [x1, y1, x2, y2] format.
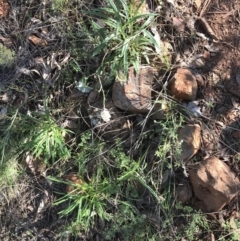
[189, 156, 240, 212]
[201, 123, 217, 153]
[175, 182, 192, 204]
[28, 35, 48, 47]
[170, 68, 198, 101]
[177, 124, 201, 162]
[0, 0, 10, 18]
[150, 101, 169, 120]
[112, 66, 158, 114]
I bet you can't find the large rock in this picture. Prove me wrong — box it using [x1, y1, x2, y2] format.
[189, 157, 240, 211]
[112, 66, 158, 114]
[177, 124, 201, 162]
[170, 68, 198, 101]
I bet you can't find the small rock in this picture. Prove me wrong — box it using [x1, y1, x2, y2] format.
[28, 35, 48, 47]
[175, 182, 192, 204]
[201, 124, 217, 153]
[112, 66, 158, 114]
[194, 0, 202, 9]
[0, 0, 10, 18]
[186, 101, 202, 117]
[189, 156, 240, 212]
[177, 124, 201, 162]
[172, 17, 185, 32]
[150, 101, 169, 120]
[88, 90, 99, 103]
[170, 68, 198, 101]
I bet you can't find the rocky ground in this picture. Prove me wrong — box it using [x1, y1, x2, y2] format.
[0, 0, 240, 240]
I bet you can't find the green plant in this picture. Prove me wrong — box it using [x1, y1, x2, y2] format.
[89, 0, 158, 79]
[23, 108, 71, 163]
[185, 211, 210, 240]
[0, 108, 19, 164]
[0, 104, 71, 165]
[155, 109, 184, 170]
[0, 43, 15, 66]
[52, 0, 69, 11]
[49, 132, 167, 238]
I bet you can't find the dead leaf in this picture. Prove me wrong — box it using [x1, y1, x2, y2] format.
[36, 190, 49, 214]
[28, 35, 48, 47]
[31, 53, 69, 85]
[59, 53, 70, 66]
[23, 152, 46, 175]
[0, 93, 9, 102]
[194, 0, 202, 9]
[0, 0, 10, 18]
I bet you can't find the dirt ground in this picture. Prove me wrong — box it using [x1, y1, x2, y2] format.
[0, 0, 240, 240]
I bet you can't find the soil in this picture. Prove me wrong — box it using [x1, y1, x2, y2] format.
[0, 0, 240, 240]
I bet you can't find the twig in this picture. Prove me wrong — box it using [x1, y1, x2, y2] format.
[199, 0, 211, 17]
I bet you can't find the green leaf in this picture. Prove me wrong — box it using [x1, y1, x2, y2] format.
[92, 33, 115, 56]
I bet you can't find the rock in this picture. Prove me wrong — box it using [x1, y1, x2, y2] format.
[88, 90, 99, 103]
[28, 35, 48, 47]
[0, 0, 10, 18]
[87, 96, 130, 140]
[172, 17, 185, 32]
[175, 182, 192, 204]
[112, 66, 158, 114]
[170, 68, 198, 101]
[201, 123, 217, 153]
[189, 157, 240, 212]
[177, 124, 201, 162]
[150, 101, 169, 120]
